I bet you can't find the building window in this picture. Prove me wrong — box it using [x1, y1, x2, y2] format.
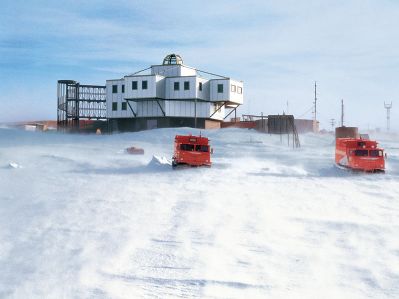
[112, 85, 118, 93]
[231, 84, 236, 92]
[237, 86, 242, 94]
[199, 82, 202, 91]
[184, 81, 190, 90]
[122, 102, 127, 111]
[174, 82, 180, 91]
[112, 102, 118, 111]
[132, 81, 138, 90]
[217, 84, 223, 93]
[122, 84, 125, 93]
[142, 80, 148, 89]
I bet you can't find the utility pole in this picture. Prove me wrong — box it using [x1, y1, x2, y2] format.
[384, 102, 392, 131]
[313, 81, 317, 122]
[330, 118, 335, 131]
[341, 99, 344, 127]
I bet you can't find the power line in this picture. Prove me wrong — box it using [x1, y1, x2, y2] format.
[298, 105, 314, 118]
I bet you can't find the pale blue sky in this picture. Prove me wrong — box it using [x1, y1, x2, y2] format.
[0, 0, 398, 130]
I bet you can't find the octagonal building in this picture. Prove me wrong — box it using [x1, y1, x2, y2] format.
[105, 54, 243, 131]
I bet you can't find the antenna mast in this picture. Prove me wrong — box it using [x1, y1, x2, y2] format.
[313, 81, 317, 122]
[341, 99, 344, 127]
[384, 102, 392, 131]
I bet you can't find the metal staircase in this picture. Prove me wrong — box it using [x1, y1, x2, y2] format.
[289, 117, 301, 148]
[57, 80, 107, 131]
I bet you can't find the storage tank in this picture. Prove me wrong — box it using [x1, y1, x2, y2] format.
[335, 126, 359, 138]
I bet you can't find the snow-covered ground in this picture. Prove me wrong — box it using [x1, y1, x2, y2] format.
[1, 127, 398, 299]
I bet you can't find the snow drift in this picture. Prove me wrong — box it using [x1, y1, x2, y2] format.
[0, 127, 398, 298]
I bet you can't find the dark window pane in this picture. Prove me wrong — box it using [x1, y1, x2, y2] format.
[370, 150, 382, 157]
[195, 145, 209, 152]
[112, 85, 118, 93]
[355, 150, 368, 156]
[184, 81, 190, 90]
[121, 102, 127, 110]
[112, 102, 118, 111]
[180, 144, 194, 151]
[217, 84, 223, 93]
[142, 80, 148, 89]
[122, 85, 125, 93]
[199, 82, 202, 91]
[174, 82, 180, 91]
[132, 81, 138, 90]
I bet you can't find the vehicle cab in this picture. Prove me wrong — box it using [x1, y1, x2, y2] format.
[172, 134, 212, 167]
[335, 138, 385, 172]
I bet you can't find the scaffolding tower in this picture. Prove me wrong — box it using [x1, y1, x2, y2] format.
[57, 80, 107, 132]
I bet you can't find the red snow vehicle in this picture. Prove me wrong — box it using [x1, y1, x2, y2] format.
[172, 134, 212, 167]
[335, 138, 385, 172]
[126, 146, 144, 155]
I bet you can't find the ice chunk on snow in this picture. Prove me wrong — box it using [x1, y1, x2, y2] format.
[148, 155, 172, 167]
[8, 162, 21, 169]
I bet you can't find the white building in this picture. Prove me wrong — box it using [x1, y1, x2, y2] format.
[106, 54, 243, 131]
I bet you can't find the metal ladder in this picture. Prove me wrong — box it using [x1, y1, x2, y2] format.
[290, 118, 301, 148]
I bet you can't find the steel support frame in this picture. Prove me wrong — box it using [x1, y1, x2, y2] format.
[57, 80, 107, 131]
[125, 99, 137, 117]
[155, 99, 166, 116]
[209, 102, 226, 118]
[224, 106, 237, 120]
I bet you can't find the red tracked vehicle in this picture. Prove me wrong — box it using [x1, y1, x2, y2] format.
[335, 138, 385, 172]
[172, 134, 212, 167]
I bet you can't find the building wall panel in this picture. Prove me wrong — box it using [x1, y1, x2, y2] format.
[106, 79, 136, 119]
[180, 66, 197, 76]
[156, 75, 165, 98]
[209, 79, 229, 101]
[229, 79, 244, 105]
[165, 77, 197, 99]
[165, 100, 211, 118]
[151, 65, 180, 77]
[125, 75, 157, 99]
[196, 77, 209, 101]
[136, 100, 165, 117]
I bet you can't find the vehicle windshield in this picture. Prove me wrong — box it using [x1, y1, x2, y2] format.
[354, 149, 368, 156]
[370, 150, 383, 157]
[180, 143, 209, 152]
[180, 144, 194, 151]
[195, 145, 209, 152]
